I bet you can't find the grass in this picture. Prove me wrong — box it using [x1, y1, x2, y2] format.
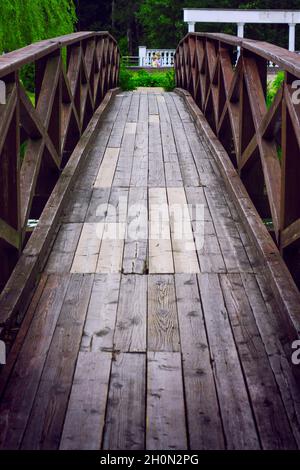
[119, 66, 175, 91]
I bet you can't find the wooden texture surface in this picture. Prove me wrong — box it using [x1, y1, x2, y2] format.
[1, 90, 299, 450]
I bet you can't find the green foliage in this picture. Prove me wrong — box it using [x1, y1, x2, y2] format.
[0, 1, 77, 92]
[266, 71, 284, 108]
[20, 64, 35, 93]
[118, 37, 130, 56]
[0, 0, 77, 53]
[136, 0, 186, 49]
[119, 64, 136, 90]
[77, 0, 300, 54]
[120, 67, 175, 91]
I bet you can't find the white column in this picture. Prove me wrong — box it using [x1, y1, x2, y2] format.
[289, 23, 296, 52]
[138, 46, 147, 67]
[188, 22, 195, 33]
[236, 23, 245, 61]
[237, 22, 245, 38]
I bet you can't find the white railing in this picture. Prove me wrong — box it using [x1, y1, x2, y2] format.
[138, 46, 175, 67]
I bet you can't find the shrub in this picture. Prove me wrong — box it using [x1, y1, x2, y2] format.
[119, 64, 136, 90]
[119, 67, 175, 91]
[266, 71, 284, 108]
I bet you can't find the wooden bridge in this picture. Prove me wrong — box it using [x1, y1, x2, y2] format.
[0, 31, 300, 450]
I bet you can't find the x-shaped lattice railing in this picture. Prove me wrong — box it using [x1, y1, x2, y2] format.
[0, 32, 120, 291]
[175, 33, 300, 285]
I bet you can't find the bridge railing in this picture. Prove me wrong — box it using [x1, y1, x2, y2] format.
[0, 32, 120, 292]
[175, 32, 300, 287]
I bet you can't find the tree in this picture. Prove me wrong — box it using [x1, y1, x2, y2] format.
[136, 0, 300, 50]
[75, 0, 112, 32]
[136, 0, 185, 49]
[0, 0, 77, 53]
[113, 0, 140, 55]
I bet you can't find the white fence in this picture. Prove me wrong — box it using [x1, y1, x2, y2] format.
[138, 47, 175, 67]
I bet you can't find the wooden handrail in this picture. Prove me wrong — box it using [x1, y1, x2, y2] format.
[0, 32, 120, 292]
[0, 32, 118, 77]
[175, 32, 300, 288]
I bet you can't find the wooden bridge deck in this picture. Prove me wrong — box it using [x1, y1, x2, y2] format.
[1, 90, 300, 450]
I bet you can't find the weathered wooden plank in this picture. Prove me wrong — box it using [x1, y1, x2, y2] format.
[71, 223, 103, 273]
[148, 117, 165, 187]
[199, 221, 227, 273]
[156, 95, 169, 122]
[93, 187, 128, 273]
[245, 273, 300, 446]
[103, 94, 124, 122]
[223, 191, 262, 273]
[158, 95, 179, 166]
[60, 351, 112, 450]
[167, 187, 200, 273]
[138, 93, 148, 122]
[165, 94, 200, 187]
[105, 187, 128, 223]
[61, 189, 92, 223]
[85, 188, 110, 223]
[149, 114, 159, 124]
[185, 186, 226, 273]
[45, 223, 82, 273]
[148, 275, 180, 352]
[73, 119, 115, 191]
[21, 274, 93, 450]
[114, 275, 147, 352]
[94, 147, 120, 188]
[130, 122, 148, 187]
[182, 121, 209, 162]
[171, 93, 193, 122]
[73, 157, 103, 190]
[107, 95, 131, 147]
[103, 353, 145, 450]
[148, 94, 158, 115]
[0, 275, 70, 449]
[107, 121, 126, 148]
[175, 274, 225, 449]
[205, 187, 252, 273]
[164, 160, 183, 187]
[96, 223, 125, 273]
[124, 122, 137, 134]
[81, 274, 121, 353]
[198, 273, 260, 449]
[148, 152, 165, 187]
[123, 187, 148, 274]
[220, 273, 296, 449]
[127, 92, 140, 122]
[147, 352, 187, 450]
[113, 123, 136, 187]
[149, 188, 174, 274]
